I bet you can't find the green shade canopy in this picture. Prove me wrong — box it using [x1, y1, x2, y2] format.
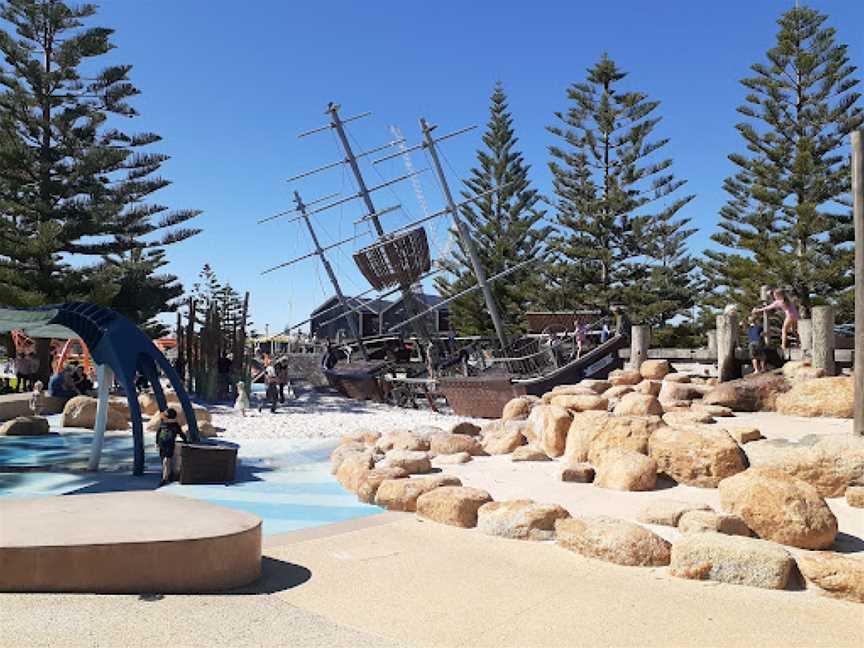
[0, 306, 79, 340]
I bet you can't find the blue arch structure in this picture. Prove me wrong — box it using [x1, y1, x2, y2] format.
[0, 303, 199, 475]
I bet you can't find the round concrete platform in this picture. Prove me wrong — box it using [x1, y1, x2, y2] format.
[0, 492, 261, 593]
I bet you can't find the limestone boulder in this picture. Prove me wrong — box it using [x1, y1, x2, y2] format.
[481, 420, 526, 455]
[702, 373, 791, 412]
[613, 392, 663, 417]
[330, 442, 368, 474]
[635, 380, 662, 397]
[579, 379, 612, 394]
[374, 435, 396, 453]
[61, 395, 128, 430]
[797, 552, 864, 604]
[677, 510, 751, 537]
[432, 452, 472, 467]
[501, 396, 538, 422]
[727, 427, 763, 445]
[847, 486, 864, 508]
[562, 411, 611, 464]
[375, 474, 462, 512]
[670, 533, 793, 590]
[775, 376, 854, 418]
[382, 449, 432, 474]
[335, 452, 375, 492]
[413, 425, 446, 438]
[341, 429, 381, 446]
[549, 393, 609, 413]
[0, 415, 51, 436]
[429, 433, 483, 456]
[511, 446, 551, 462]
[450, 421, 481, 436]
[355, 467, 409, 503]
[636, 499, 712, 527]
[782, 360, 826, 382]
[551, 384, 598, 396]
[560, 463, 595, 483]
[663, 373, 691, 383]
[586, 415, 663, 466]
[649, 425, 747, 488]
[608, 369, 643, 386]
[555, 516, 671, 567]
[138, 391, 166, 416]
[691, 404, 733, 417]
[662, 410, 715, 428]
[526, 405, 572, 458]
[602, 385, 635, 401]
[640, 359, 671, 380]
[390, 430, 430, 452]
[718, 468, 838, 549]
[594, 449, 657, 491]
[657, 381, 699, 403]
[477, 500, 570, 541]
[416, 486, 493, 528]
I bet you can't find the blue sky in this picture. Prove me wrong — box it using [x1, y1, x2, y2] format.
[88, 0, 863, 333]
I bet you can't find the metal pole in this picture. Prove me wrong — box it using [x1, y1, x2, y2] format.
[854, 131, 864, 434]
[295, 191, 368, 361]
[420, 117, 509, 350]
[88, 364, 112, 471]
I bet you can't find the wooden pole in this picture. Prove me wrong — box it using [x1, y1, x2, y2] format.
[717, 313, 739, 382]
[629, 325, 650, 370]
[760, 285, 771, 345]
[706, 329, 718, 356]
[798, 318, 812, 355]
[852, 129, 863, 435]
[811, 305, 835, 376]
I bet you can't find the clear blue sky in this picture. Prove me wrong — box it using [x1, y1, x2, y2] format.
[90, 0, 863, 334]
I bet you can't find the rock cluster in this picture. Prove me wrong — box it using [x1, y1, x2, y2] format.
[0, 415, 51, 436]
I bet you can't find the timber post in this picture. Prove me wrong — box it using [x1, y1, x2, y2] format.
[760, 285, 771, 344]
[717, 313, 739, 382]
[852, 129, 863, 435]
[629, 325, 650, 370]
[798, 318, 813, 355]
[811, 305, 836, 376]
[706, 329, 717, 356]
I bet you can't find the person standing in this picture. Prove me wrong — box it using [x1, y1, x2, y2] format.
[752, 288, 800, 351]
[275, 361, 288, 403]
[156, 408, 187, 487]
[746, 314, 767, 374]
[258, 363, 279, 413]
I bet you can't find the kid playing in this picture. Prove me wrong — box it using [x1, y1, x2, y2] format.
[156, 408, 188, 487]
[746, 314, 767, 373]
[752, 288, 800, 351]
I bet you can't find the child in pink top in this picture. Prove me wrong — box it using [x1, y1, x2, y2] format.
[752, 289, 800, 350]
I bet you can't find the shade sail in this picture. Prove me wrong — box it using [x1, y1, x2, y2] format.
[0, 305, 79, 339]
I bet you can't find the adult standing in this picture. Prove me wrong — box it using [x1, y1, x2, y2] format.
[275, 361, 288, 403]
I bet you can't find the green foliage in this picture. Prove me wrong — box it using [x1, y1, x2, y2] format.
[703, 5, 862, 316]
[435, 82, 550, 336]
[0, 0, 200, 318]
[546, 54, 698, 326]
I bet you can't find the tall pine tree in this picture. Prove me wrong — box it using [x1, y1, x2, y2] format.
[546, 54, 697, 326]
[435, 83, 549, 335]
[0, 0, 200, 315]
[703, 5, 862, 317]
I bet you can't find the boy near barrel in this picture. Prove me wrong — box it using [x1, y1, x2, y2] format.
[156, 408, 187, 487]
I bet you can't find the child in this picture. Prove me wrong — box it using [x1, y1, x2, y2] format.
[156, 408, 188, 487]
[573, 320, 587, 359]
[234, 380, 250, 417]
[746, 314, 767, 374]
[29, 380, 44, 416]
[752, 288, 800, 350]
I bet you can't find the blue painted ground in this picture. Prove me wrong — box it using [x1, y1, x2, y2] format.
[0, 424, 381, 536]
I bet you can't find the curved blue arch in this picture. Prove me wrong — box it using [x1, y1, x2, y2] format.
[0, 303, 198, 475]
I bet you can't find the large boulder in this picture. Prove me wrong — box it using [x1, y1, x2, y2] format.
[549, 393, 609, 413]
[636, 499, 712, 527]
[0, 415, 51, 436]
[594, 449, 657, 491]
[381, 449, 432, 474]
[602, 385, 635, 401]
[782, 360, 826, 383]
[847, 486, 864, 508]
[562, 411, 611, 464]
[374, 474, 462, 511]
[450, 421, 482, 436]
[481, 420, 527, 455]
[477, 500, 570, 541]
[657, 381, 699, 403]
[775, 376, 854, 418]
[335, 452, 375, 492]
[635, 380, 662, 397]
[429, 433, 483, 456]
[579, 379, 612, 394]
[501, 396, 539, 422]
[691, 403, 734, 418]
[526, 405, 572, 458]
[796, 552, 864, 604]
[662, 410, 715, 428]
[751, 435, 864, 498]
[640, 359, 671, 380]
[608, 369, 643, 386]
[356, 467, 409, 503]
[416, 486, 493, 528]
[389, 430, 430, 452]
[560, 463, 595, 483]
[649, 425, 747, 488]
[613, 393, 663, 417]
[341, 429, 381, 446]
[330, 442, 368, 474]
[432, 452, 472, 467]
[555, 516, 671, 567]
[670, 533, 794, 590]
[718, 468, 838, 550]
[586, 415, 663, 466]
[702, 373, 791, 412]
[61, 395, 128, 430]
[677, 510, 752, 537]
[511, 446, 551, 462]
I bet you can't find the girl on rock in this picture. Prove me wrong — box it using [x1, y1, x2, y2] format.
[751, 288, 800, 351]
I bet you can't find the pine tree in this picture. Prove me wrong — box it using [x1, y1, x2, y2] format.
[703, 5, 862, 317]
[0, 0, 201, 313]
[546, 54, 697, 326]
[435, 83, 550, 336]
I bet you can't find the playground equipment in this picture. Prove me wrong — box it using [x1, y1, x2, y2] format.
[0, 303, 199, 475]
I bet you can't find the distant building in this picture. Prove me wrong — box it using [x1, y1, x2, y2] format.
[309, 292, 451, 340]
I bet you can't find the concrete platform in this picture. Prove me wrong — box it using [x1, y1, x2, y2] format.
[0, 492, 261, 593]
